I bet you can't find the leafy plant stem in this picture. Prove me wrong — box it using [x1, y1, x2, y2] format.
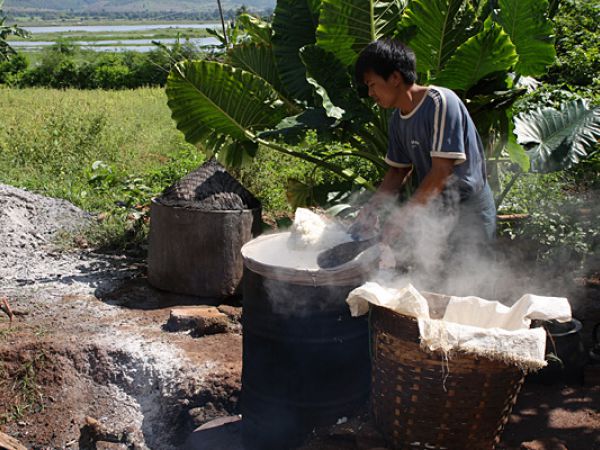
[253, 135, 374, 190]
[496, 170, 522, 208]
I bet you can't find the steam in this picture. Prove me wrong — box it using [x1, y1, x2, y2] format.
[374, 194, 559, 305]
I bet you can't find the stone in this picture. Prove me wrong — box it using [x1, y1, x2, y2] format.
[187, 403, 221, 429]
[165, 306, 229, 336]
[217, 305, 242, 323]
[96, 442, 129, 450]
[520, 438, 568, 450]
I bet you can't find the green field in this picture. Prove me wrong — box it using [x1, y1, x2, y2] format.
[0, 87, 310, 247]
[7, 27, 212, 43]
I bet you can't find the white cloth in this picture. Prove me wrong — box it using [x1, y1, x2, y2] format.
[346, 282, 429, 318]
[346, 282, 572, 370]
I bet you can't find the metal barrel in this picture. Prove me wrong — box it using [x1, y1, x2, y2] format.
[240, 234, 375, 449]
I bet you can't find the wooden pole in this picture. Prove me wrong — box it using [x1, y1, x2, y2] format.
[216, 0, 228, 46]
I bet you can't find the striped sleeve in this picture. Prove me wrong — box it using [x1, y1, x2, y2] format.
[430, 88, 467, 165]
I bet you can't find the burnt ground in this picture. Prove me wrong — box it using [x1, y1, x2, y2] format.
[0, 277, 243, 450]
[0, 183, 599, 449]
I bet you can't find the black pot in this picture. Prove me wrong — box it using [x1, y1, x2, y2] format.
[527, 318, 587, 385]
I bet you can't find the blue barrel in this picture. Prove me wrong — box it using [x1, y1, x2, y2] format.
[240, 233, 376, 449]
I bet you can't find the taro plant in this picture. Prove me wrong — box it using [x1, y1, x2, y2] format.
[494, 98, 600, 208]
[166, 0, 558, 206]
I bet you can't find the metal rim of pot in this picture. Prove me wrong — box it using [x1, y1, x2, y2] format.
[241, 232, 380, 287]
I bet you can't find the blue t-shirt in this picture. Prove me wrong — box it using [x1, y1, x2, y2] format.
[386, 86, 487, 199]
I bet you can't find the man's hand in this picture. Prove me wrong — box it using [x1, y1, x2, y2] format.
[348, 205, 379, 240]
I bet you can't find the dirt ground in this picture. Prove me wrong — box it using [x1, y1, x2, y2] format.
[1, 184, 599, 449]
[0, 277, 244, 450]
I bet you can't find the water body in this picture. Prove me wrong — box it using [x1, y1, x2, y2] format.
[14, 23, 221, 52]
[23, 23, 219, 34]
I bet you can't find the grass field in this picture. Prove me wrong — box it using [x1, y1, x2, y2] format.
[7, 27, 213, 43]
[0, 87, 311, 248]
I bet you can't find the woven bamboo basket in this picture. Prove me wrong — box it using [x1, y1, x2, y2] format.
[370, 300, 525, 450]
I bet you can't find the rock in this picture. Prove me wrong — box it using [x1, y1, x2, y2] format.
[78, 416, 147, 450]
[165, 306, 229, 336]
[188, 403, 221, 428]
[217, 305, 242, 323]
[0, 431, 28, 450]
[520, 438, 568, 450]
[96, 442, 129, 450]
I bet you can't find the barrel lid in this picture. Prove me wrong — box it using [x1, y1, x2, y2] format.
[241, 233, 378, 286]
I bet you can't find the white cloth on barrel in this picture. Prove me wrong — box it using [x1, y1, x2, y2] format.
[346, 282, 572, 370]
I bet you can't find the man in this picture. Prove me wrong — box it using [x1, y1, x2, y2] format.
[353, 38, 496, 249]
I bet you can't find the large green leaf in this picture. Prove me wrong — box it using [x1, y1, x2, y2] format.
[433, 17, 518, 91]
[258, 108, 337, 143]
[228, 43, 291, 106]
[218, 140, 259, 168]
[399, 0, 475, 75]
[514, 99, 600, 172]
[272, 0, 321, 102]
[496, 0, 555, 76]
[300, 44, 375, 122]
[166, 60, 286, 146]
[316, 0, 406, 67]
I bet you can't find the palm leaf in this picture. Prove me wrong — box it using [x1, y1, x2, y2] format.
[514, 99, 600, 172]
[496, 0, 555, 77]
[316, 0, 406, 67]
[272, 0, 321, 102]
[433, 17, 517, 92]
[399, 0, 475, 76]
[166, 60, 286, 146]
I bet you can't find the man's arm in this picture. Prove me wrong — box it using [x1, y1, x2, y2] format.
[373, 166, 413, 204]
[351, 166, 412, 238]
[380, 157, 455, 245]
[409, 157, 455, 205]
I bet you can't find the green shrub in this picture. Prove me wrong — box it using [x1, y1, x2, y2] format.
[499, 171, 597, 267]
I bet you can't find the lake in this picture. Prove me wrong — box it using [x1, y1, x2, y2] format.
[14, 23, 221, 52]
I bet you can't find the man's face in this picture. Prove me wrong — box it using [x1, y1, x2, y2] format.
[363, 70, 401, 108]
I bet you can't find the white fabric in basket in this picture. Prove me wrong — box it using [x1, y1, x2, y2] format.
[346, 282, 572, 370]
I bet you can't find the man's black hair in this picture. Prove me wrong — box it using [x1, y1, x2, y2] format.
[355, 39, 417, 86]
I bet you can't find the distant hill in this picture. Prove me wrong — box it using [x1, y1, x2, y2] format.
[4, 1, 276, 14]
